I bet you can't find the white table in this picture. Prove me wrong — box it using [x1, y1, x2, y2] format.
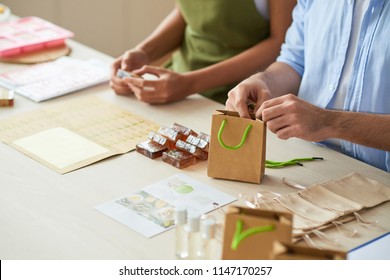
[1, 40, 389, 259]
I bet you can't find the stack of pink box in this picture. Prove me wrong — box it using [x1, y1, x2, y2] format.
[0, 17, 73, 58]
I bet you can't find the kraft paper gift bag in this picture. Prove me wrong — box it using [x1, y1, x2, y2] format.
[207, 110, 266, 184]
[222, 206, 292, 260]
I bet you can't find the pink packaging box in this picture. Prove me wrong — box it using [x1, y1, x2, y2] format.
[0, 16, 74, 57]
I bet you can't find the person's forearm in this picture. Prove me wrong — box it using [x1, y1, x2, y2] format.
[324, 110, 390, 151]
[136, 6, 185, 62]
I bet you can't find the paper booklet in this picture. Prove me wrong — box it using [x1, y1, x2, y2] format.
[0, 57, 109, 102]
[0, 96, 160, 174]
[95, 174, 237, 238]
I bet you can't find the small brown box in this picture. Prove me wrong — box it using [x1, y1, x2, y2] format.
[0, 87, 14, 107]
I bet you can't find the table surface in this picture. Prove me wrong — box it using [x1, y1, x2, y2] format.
[1, 39, 389, 260]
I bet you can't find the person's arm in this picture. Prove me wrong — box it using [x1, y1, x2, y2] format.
[135, 5, 185, 63]
[185, 0, 297, 94]
[110, 6, 185, 95]
[258, 93, 390, 151]
[317, 110, 390, 151]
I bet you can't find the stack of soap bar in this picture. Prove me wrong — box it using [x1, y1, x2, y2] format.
[136, 122, 210, 169]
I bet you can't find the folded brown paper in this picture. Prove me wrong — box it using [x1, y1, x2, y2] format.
[222, 206, 292, 260]
[207, 110, 266, 184]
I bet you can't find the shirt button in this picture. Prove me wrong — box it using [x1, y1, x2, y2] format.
[329, 85, 335, 91]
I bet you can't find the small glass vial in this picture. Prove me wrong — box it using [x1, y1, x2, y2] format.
[187, 215, 203, 260]
[201, 218, 221, 260]
[175, 206, 188, 260]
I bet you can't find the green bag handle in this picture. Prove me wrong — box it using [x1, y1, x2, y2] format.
[265, 157, 324, 168]
[231, 219, 275, 250]
[218, 119, 252, 150]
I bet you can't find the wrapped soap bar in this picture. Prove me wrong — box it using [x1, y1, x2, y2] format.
[148, 131, 176, 149]
[171, 123, 198, 140]
[162, 149, 197, 169]
[158, 126, 181, 142]
[176, 139, 208, 160]
[136, 140, 167, 159]
[186, 134, 209, 152]
[198, 132, 210, 143]
[116, 69, 142, 79]
[0, 87, 14, 107]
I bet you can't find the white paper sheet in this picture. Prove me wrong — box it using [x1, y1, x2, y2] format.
[95, 174, 237, 238]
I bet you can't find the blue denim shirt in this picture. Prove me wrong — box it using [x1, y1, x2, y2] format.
[277, 0, 390, 172]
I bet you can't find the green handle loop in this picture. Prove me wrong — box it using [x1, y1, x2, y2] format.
[231, 219, 275, 250]
[265, 157, 324, 168]
[218, 119, 252, 150]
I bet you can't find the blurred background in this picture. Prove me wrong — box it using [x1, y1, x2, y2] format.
[2, 0, 175, 58]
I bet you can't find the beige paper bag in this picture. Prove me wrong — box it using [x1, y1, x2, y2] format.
[321, 172, 390, 208]
[222, 206, 292, 260]
[207, 110, 266, 184]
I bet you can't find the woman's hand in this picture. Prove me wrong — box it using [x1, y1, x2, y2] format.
[110, 49, 149, 96]
[124, 65, 192, 104]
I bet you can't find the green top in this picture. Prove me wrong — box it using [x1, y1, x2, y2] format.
[169, 0, 269, 103]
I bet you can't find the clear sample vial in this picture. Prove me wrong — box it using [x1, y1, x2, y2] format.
[175, 206, 188, 259]
[201, 218, 221, 260]
[187, 214, 203, 260]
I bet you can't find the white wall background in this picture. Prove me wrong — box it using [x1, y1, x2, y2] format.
[2, 0, 175, 57]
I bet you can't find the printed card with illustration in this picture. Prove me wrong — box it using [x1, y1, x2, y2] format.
[95, 174, 236, 238]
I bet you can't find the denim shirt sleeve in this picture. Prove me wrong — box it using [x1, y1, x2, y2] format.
[276, 0, 307, 77]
